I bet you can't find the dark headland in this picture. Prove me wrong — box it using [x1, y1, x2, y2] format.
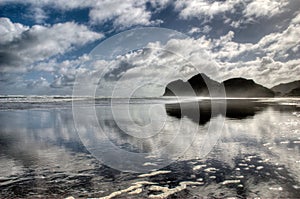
[163, 73, 300, 97]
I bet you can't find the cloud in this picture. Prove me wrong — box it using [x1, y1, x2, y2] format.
[291, 12, 300, 24]
[175, 0, 289, 28]
[0, 18, 28, 45]
[191, 13, 300, 63]
[258, 23, 300, 59]
[26, 77, 49, 89]
[89, 0, 161, 28]
[50, 74, 75, 88]
[0, 0, 169, 29]
[174, 0, 240, 20]
[33, 54, 90, 73]
[90, 38, 220, 97]
[29, 7, 48, 24]
[0, 18, 103, 72]
[243, 0, 288, 19]
[188, 25, 212, 35]
[0, 0, 290, 30]
[0, 54, 107, 95]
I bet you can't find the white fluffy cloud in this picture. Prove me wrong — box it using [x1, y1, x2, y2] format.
[89, 0, 161, 28]
[0, 0, 291, 29]
[258, 23, 300, 59]
[235, 18, 300, 62]
[243, 0, 288, 19]
[175, 0, 289, 27]
[0, 0, 168, 29]
[0, 18, 103, 72]
[188, 25, 212, 35]
[175, 0, 240, 20]
[0, 18, 28, 45]
[188, 12, 300, 64]
[88, 37, 221, 97]
[291, 12, 300, 24]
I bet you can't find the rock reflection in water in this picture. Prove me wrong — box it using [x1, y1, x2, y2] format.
[165, 99, 270, 125]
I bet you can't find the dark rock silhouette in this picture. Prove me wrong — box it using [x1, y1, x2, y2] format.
[163, 79, 193, 96]
[223, 78, 275, 97]
[271, 80, 300, 96]
[163, 73, 220, 96]
[163, 74, 275, 97]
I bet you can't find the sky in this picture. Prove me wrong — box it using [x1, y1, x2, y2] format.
[0, 0, 300, 96]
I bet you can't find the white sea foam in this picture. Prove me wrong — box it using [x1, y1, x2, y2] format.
[143, 162, 158, 166]
[138, 170, 171, 178]
[193, 164, 207, 171]
[204, 167, 218, 173]
[149, 181, 203, 198]
[263, 142, 272, 146]
[293, 185, 300, 189]
[222, 180, 240, 185]
[280, 141, 289, 144]
[97, 181, 155, 199]
[268, 187, 283, 191]
[128, 188, 143, 195]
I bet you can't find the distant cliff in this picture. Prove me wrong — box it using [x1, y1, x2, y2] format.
[163, 74, 275, 97]
[285, 87, 300, 97]
[271, 80, 300, 96]
[223, 78, 275, 97]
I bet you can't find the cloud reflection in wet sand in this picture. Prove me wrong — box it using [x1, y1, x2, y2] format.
[0, 99, 299, 198]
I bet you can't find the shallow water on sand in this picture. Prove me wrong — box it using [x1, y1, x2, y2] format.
[0, 98, 300, 198]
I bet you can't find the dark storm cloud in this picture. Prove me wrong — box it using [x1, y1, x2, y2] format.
[0, 52, 22, 68]
[0, 17, 102, 72]
[0, 28, 42, 69]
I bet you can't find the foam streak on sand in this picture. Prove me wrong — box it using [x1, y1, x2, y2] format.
[138, 170, 171, 178]
[90, 180, 204, 199]
[95, 181, 156, 199]
[204, 167, 218, 173]
[128, 188, 143, 195]
[149, 181, 204, 198]
[222, 180, 241, 185]
[192, 164, 207, 171]
[268, 187, 283, 191]
[143, 162, 158, 166]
